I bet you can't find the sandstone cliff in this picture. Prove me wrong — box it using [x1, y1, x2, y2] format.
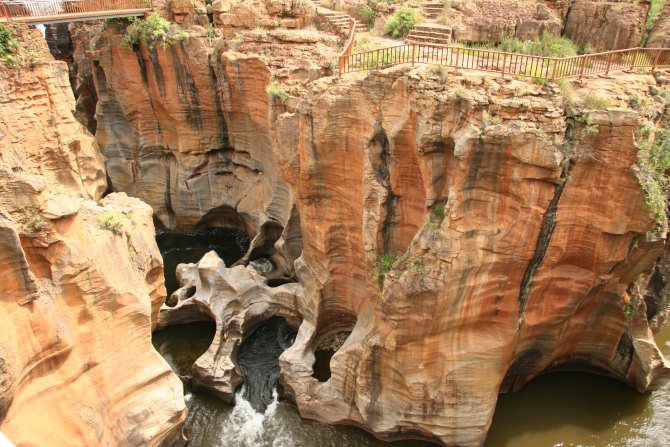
[67, 12, 670, 447]
[562, 0, 648, 51]
[0, 27, 185, 446]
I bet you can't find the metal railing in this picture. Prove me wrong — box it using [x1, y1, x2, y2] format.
[339, 44, 670, 80]
[337, 17, 357, 76]
[0, 0, 151, 23]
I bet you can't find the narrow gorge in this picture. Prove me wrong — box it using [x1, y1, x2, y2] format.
[1, 0, 669, 446]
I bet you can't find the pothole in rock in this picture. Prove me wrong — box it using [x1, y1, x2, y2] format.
[156, 228, 250, 298]
[237, 317, 297, 412]
[152, 321, 216, 379]
[312, 331, 352, 382]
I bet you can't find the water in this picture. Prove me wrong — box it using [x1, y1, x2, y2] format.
[152, 322, 670, 447]
[155, 228, 249, 297]
[236, 317, 297, 412]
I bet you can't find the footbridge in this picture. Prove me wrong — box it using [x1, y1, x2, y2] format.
[0, 0, 151, 24]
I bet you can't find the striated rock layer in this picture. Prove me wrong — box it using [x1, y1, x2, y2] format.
[150, 59, 670, 445]
[0, 27, 185, 447]
[73, 15, 670, 446]
[563, 0, 648, 51]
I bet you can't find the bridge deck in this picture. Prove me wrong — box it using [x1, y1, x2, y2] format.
[0, 0, 151, 24]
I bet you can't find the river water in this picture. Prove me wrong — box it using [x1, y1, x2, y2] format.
[152, 231, 669, 447]
[152, 321, 669, 447]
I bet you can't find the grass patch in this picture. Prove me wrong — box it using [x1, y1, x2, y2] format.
[121, 13, 188, 49]
[463, 34, 579, 58]
[583, 94, 613, 110]
[99, 212, 124, 235]
[0, 24, 19, 62]
[266, 81, 289, 101]
[635, 124, 670, 230]
[384, 7, 418, 38]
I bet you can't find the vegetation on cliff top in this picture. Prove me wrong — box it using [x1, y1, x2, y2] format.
[384, 7, 418, 38]
[0, 24, 19, 62]
[636, 124, 670, 230]
[120, 13, 188, 49]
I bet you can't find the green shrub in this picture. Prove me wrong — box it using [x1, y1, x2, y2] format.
[384, 7, 417, 38]
[121, 13, 187, 49]
[0, 24, 19, 62]
[266, 81, 289, 101]
[432, 203, 445, 220]
[583, 94, 612, 110]
[359, 5, 375, 29]
[99, 212, 124, 235]
[636, 124, 670, 230]
[623, 303, 634, 319]
[497, 34, 578, 58]
[376, 253, 397, 281]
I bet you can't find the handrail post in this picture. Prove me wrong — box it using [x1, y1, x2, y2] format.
[605, 52, 613, 75]
[652, 49, 662, 71]
[551, 57, 557, 81]
[630, 47, 638, 71]
[455, 47, 460, 69]
[376, 49, 380, 69]
[411, 44, 416, 66]
[501, 53, 506, 77]
[578, 56, 586, 80]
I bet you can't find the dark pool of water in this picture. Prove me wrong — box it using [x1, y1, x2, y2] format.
[152, 322, 670, 447]
[155, 228, 249, 297]
[237, 317, 297, 412]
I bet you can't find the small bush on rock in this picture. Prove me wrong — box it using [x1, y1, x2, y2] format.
[384, 7, 417, 38]
[0, 24, 19, 62]
[99, 212, 124, 235]
[121, 13, 188, 49]
[266, 81, 289, 101]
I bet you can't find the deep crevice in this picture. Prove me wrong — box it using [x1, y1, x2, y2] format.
[517, 167, 569, 317]
[370, 123, 398, 253]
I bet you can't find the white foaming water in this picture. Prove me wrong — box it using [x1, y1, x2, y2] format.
[224, 387, 279, 447]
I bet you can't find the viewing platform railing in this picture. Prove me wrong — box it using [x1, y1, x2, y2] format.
[337, 17, 357, 76]
[339, 44, 670, 80]
[0, 0, 151, 24]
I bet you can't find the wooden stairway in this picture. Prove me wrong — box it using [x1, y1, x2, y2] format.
[423, 1, 444, 19]
[405, 24, 452, 46]
[319, 9, 367, 34]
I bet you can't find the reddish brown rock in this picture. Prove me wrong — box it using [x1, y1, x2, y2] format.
[563, 0, 648, 51]
[0, 27, 185, 447]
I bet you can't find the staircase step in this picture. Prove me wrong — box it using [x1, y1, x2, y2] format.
[408, 30, 452, 38]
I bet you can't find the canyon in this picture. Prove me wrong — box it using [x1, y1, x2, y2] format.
[1, 0, 670, 446]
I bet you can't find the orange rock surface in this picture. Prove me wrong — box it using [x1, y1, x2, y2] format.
[0, 28, 185, 447]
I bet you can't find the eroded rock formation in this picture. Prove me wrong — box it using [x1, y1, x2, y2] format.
[444, 0, 562, 43]
[150, 57, 670, 445]
[60, 9, 670, 446]
[0, 27, 185, 446]
[157, 251, 305, 403]
[563, 0, 649, 51]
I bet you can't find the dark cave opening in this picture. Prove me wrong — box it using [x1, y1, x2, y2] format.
[155, 227, 250, 298]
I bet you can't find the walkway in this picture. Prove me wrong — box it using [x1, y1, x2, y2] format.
[339, 44, 670, 79]
[0, 0, 151, 24]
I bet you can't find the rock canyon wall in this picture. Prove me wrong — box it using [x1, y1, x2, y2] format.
[2, 1, 670, 445]
[78, 16, 670, 445]
[0, 27, 185, 446]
